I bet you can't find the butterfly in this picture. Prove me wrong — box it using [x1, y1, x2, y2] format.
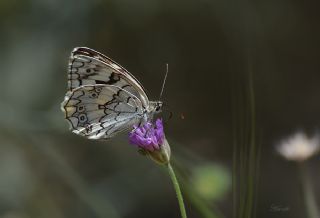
[61, 47, 163, 139]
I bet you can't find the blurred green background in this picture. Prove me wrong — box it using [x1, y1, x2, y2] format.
[1, 0, 320, 217]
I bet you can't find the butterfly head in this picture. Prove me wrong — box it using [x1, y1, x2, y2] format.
[155, 101, 163, 112]
[149, 101, 163, 114]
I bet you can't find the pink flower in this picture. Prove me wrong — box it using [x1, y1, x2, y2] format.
[129, 119, 164, 151]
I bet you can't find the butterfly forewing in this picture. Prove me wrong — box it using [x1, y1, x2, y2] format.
[68, 47, 149, 107]
[61, 84, 144, 139]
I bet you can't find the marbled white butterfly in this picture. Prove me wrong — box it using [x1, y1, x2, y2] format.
[61, 47, 162, 139]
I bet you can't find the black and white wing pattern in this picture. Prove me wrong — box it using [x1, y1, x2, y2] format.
[68, 47, 149, 106]
[62, 84, 144, 139]
[61, 47, 160, 140]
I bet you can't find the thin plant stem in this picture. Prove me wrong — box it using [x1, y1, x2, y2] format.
[298, 162, 320, 218]
[167, 163, 187, 218]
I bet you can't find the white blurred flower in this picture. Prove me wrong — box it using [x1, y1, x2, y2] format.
[276, 132, 320, 162]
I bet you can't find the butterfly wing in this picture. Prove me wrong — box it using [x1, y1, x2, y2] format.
[68, 47, 149, 108]
[61, 84, 144, 139]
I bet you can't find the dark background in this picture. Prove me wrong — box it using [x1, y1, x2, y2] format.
[0, 0, 320, 217]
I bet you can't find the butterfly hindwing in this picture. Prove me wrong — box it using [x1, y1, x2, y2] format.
[61, 84, 144, 139]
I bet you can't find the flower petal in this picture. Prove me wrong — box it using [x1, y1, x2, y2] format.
[128, 119, 165, 151]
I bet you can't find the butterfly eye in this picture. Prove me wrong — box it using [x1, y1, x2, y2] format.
[155, 105, 162, 112]
[155, 102, 163, 112]
[78, 114, 87, 123]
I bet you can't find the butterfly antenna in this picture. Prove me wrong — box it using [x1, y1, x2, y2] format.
[159, 63, 169, 100]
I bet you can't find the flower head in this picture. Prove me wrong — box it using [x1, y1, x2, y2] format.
[129, 118, 164, 151]
[129, 118, 170, 164]
[276, 132, 320, 162]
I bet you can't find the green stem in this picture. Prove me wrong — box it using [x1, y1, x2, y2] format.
[298, 162, 320, 218]
[167, 163, 187, 218]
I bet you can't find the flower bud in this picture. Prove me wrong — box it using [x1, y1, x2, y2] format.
[146, 138, 171, 164]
